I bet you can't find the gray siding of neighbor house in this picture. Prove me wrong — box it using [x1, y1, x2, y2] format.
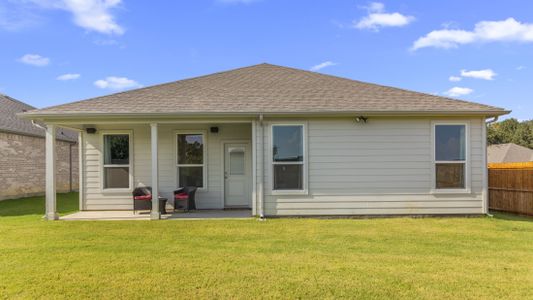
[255, 117, 485, 216]
[81, 123, 252, 210]
[0, 132, 78, 200]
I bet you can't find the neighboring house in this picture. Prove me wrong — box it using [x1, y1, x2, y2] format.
[21, 63, 509, 220]
[0, 94, 78, 200]
[488, 143, 533, 163]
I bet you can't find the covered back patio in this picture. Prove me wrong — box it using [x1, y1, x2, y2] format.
[42, 118, 260, 220]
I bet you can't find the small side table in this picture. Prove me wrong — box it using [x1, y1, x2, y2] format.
[158, 197, 168, 214]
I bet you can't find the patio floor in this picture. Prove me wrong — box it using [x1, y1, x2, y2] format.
[61, 210, 253, 221]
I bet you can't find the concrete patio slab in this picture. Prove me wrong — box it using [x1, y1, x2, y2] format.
[60, 210, 252, 221]
[168, 210, 252, 220]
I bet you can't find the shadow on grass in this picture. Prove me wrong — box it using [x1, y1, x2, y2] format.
[0, 192, 78, 217]
[490, 211, 533, 222]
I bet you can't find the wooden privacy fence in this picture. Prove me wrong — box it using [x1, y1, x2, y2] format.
[488, 162, 533, 216]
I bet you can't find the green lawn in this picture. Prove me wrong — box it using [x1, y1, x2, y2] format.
[0, 193, 532, 299]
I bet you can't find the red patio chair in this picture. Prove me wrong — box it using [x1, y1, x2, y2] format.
[132, 187, 167, 214]
[173, 186, 198, 211]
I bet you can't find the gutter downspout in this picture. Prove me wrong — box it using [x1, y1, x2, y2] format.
[31, 120, 46, 131]
[484, 116, 499, 217]
[259, 114, 265, 220]
[485, 116, 498, 125]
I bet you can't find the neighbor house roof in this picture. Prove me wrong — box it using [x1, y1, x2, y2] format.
[22, 63, 509, 118]
[488, 143, 533, 163]
[0, 94, 77, 142]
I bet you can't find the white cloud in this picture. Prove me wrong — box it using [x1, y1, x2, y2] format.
[354, 2, 414, 31]
[94, 76, 141, 90]
[366, 2, 384, 12]
[29, 0, 124, 35]
[460, 69, 497, 80]
[444, 87, 473, 97]
[18, 54, 50, 66]
[93, 38, 119, 46]
[449, 76, 462, 82]
[516, 65, 526, 70]
[57, 73, 80, 80]
[310, 61, 337, 71]
[216, 0, 260, 4]
[412, 18, 533, 50]
[0, 2, 43, 31]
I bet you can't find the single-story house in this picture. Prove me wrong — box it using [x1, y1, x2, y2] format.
[488, 143, 533, 163]
[0, 94, 78, 201]
[21, 63, 509, 220]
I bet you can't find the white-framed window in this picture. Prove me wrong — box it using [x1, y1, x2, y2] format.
[176, 131, 207, 189]
[271, 123, 307, 194]
[102, 131, 132, 191]
[432, 122, 469, 192]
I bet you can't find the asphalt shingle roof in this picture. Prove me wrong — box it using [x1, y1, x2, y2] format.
[23, 63, 508, 116]
[0, 94, 77, 142]
[488, 143, 533, 163]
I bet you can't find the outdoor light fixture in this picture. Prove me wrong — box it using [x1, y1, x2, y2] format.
[86, 127, 97, 134]
[354, 116, 368, 123]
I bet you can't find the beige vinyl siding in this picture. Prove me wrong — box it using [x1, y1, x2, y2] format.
[82, 123, 251, 210]
[82, 116, 486, 215]
[257, 117, 485, 216]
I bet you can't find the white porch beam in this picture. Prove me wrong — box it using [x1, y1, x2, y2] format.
[150, 123, 160, 220]
[54, 119, 254, 125]
[45, 124, 58, 220]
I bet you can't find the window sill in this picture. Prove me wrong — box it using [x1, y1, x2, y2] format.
[102, 188, 132, 194]
[430, 188, 471, 195]
[177, 187, 207, 193]
[271, 189, 308, 196]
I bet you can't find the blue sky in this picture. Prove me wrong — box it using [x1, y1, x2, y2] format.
[1, 0, 532, 120]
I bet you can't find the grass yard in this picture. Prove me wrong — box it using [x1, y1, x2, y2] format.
[0, 193, 532, 299]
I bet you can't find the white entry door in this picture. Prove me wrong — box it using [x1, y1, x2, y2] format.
[224, 143, 251, 207]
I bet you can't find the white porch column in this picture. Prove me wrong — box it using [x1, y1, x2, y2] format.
[258, 115, 265, 219]
[78, 131, 85, 211]
[45, 124, 58, 220]
[150, 123, 160, 220]
[251, 120, 257, 215]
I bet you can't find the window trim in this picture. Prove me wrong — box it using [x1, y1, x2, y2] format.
[430, 121, 471, 194]
[270, 122, 308, 195]
[100, 130, 133, 193]
[175, 130, 208, 191]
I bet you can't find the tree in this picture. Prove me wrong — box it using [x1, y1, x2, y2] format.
[487, 118, 533, 149]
